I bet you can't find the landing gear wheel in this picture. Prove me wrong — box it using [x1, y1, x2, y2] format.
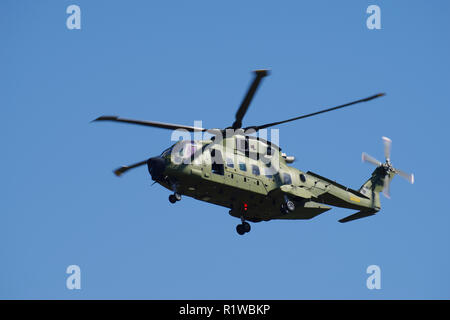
[236, 224, 246, 235]
[286, 200, 295, 212]
[236, 222, 251, 235]
[169, 194, 177, 204]
[280, 203, 289, 215]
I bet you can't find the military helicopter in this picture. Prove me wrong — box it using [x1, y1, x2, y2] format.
[93, 70, 414, 235]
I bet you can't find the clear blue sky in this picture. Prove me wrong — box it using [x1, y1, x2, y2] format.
[1, 0, 449, 299]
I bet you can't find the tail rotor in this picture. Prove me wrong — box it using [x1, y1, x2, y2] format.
[362, 136, 414, 198]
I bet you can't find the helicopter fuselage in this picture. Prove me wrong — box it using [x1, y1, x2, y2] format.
[154, 135, 378, 223]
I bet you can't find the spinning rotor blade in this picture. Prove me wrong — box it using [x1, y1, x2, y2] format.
[93, 116, 207, 133]
[382, 175, 391, 199]
[362, 152, 382, 167]
[363, 136, 414, 199]
[232, 69, 270, 129]
[382, 136, 392, 161]
[113, 159, 148, 177]
[246, 93, 385, 131]
[395, 168, 415, 184]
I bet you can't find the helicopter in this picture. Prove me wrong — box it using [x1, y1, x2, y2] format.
[93, 70, 414, 235]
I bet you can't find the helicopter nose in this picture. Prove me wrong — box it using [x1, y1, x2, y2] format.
[147, 157, 166, 181]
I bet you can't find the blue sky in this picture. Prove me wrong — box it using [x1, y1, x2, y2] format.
[1, 0, 449, 299]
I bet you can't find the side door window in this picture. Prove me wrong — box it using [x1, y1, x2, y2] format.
[226, 158, 234, 168]
[211, 149, 224, 175]
[224, 157, 236, 185]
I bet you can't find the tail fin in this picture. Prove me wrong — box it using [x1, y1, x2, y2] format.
[338, 167, 387, 223]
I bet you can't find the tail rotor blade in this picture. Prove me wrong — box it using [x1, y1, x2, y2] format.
[382, 175, 391, 199]
[395, 168, 415, 184]
[363, 136, 414, 200]
[362, 152, 382, 167]
[382, 136, 392, 161]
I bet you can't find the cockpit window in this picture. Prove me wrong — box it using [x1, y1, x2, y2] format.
[161, 146, 174, 157]
[183, 143, 197, 158]
[169, 140, 198, 164]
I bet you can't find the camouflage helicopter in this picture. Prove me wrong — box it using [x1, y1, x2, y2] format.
[94, 70, 414, 235]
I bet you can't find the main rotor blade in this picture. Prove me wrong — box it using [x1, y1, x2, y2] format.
[395, 168, 415, 184]
[113, 159, 148, 177]
[362, 152, 382, 167]
[246, 93, 385, 131]
[382, 136, 392, 161]
[93, 116, 207, 133]
[232, 69, 270, 129]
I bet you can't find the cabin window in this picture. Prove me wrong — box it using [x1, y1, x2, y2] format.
[239, 162, 247, 172]
[264, 167, 274, 179]
[299, 173, 306, 183]
[226, 158, 234, 168]
[251, 165, 260, 176]
[283, 173, 292, 185]
[211, 149, 224, 175]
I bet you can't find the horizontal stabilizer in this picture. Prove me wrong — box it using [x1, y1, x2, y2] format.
[338, 209, 378, 223]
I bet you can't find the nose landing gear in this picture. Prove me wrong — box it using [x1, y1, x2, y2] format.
[168, 182, 182, 204]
